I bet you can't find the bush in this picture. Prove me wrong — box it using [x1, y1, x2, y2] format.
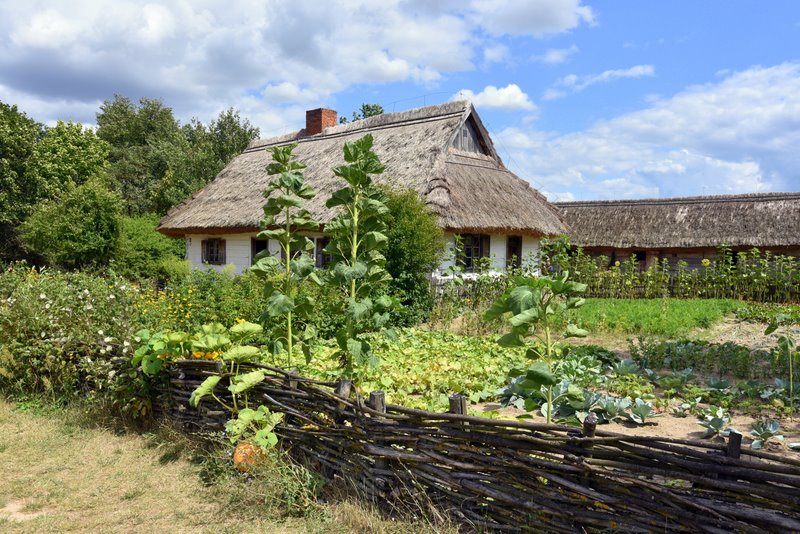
[111, 214, 185, 280]
[383, 187, 444, 326]
[0, 263, 139, 400]
[21, 179, 122, 268]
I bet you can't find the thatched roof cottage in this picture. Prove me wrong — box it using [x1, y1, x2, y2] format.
[159, 101, 566, 274]
[556, 192, 800, 268]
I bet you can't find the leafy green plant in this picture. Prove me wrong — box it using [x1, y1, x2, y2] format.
[698, 407, 736, 439]
[224, 405, 283, 449]
[750, 419, 784, 449]
[628, 398, 655, 425]
[486, 271, 588, 423]
[250, 143, 321, 368]
[765, 314, 798, 418]
[324, 134, 394, 377]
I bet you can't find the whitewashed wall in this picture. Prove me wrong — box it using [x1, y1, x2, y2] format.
[186, 232, 325, 275]
[187, 231, 541, 276]
[434, 232, 541, 276]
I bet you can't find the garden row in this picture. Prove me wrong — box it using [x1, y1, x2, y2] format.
[541, 238, 800, 302]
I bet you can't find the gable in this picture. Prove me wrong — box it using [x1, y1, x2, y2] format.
[450, 117, 488, 154]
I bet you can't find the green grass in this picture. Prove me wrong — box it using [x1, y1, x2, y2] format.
[571, 298, 742, 337]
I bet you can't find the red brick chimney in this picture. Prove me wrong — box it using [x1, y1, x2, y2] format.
[305, 108, 337, 136]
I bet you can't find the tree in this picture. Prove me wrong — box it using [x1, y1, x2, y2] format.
[26, 121, 110, 194]
[97, 95, 185, 214]
[383, 187, 444, 325]
[21, 179, 122, 268]
[0, 102, 44, 259]
[210, 107, 260, 164]
[339, 103, 384, 124]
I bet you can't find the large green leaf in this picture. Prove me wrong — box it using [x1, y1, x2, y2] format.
[524, 361, 557, 387]
[266, 292, 294, 317]
[223, 345, 261, 362]
[228, 370, 266, 394]
[565, 324, 589, 338]
[189, 375, 221, 407]
[509, 308, 540, 327]
[229, 321, 263, 342]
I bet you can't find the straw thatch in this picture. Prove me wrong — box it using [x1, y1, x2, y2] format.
[556, 192, 800, 249]
[158, 101, 566, 237]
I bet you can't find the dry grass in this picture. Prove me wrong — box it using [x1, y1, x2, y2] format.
[0, 400, 445, 533]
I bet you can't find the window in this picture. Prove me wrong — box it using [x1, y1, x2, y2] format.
[251, 238, 268, 264]
[201, 238, 225, 265]
[315, 236, 333, 268]
[458, 234, 490, 272]
[506, 235, 522, 269]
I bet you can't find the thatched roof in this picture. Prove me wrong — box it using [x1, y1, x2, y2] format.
[556, 192, 800, 249]
[158, 101, 566, 237]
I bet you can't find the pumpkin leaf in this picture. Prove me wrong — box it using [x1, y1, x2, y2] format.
[190, 375, 222, 407]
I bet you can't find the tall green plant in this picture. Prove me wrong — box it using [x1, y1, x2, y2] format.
[486, 271, 588, 423]
[251, 144, 321, 368]
[324, 134, 394, 377]
[766, 314, 799, 419]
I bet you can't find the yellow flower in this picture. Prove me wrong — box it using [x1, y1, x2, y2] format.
[614, 261, 621, 267]
[701, 258, 711, 267]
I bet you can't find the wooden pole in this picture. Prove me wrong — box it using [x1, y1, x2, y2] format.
[581, 413, 597, 485]
[368, 390, 389, 499]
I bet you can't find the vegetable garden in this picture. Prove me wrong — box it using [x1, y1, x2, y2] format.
[2, 134, 800, 531]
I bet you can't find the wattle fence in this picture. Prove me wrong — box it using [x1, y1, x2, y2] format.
[163, 360, 800, 533]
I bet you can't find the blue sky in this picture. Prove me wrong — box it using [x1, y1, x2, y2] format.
[1, 1, 798, 200]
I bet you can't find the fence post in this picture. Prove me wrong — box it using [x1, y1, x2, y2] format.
[334, 379, 352, 424]
[581, 413, 597, 485]
[283, 369, 298, 390]
[368, 390, 389, 499]
[449, 393, 468, 429]
[726, 430, 742, 460]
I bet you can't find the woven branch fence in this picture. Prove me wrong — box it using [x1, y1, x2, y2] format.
[164, 360, 800, 533]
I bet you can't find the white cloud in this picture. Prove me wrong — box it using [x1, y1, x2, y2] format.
[498, 63, 800, 199]
[533, 45, 579, 65]
[454, 84, 537, 111]
[0, 0, 597, 131]
[546, 65, 655, 99]
[471, 0, 594, 36]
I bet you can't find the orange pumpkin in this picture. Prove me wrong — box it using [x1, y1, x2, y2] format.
[233, 441, 266, 472]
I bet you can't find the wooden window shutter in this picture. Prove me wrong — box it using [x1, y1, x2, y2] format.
[219, 239, 226, 264]
[481, 235, 490, 258]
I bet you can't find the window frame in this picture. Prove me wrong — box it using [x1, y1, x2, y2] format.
[201, 238, 226, 265]
[458, 233, 490, 273]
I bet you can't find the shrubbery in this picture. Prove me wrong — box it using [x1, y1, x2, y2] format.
[112, 214, 186, 280]
[21, 179, 123, 268]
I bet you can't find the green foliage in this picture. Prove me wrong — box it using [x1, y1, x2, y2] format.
[765, 315, 799, 418]
[0, 102, 44, 228]
[628, 398, 655, 424]
[339, 103, 384, 124]
[250, 144, 321, 367]
[112, 214, 185, 280]
[382, 187, 444, 326]
[750, 419, 783, 449]
[97, 95, 258, 215]
[209, 107, 260, 164]
[0, 263, 146, 415]
[486, 271, 588, 423]
[324, 134, 394, 377]
[543, 238, 800, 303]
[26, 120, 110, 192]
[21, 179, 122, 268]
[573, 298, 739, 337]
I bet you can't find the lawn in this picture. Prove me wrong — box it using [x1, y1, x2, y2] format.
[0, 401, 436, 534]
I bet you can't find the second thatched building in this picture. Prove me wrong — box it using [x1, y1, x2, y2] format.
[556, 192, 800, 268]
[158, 101, 566, 274]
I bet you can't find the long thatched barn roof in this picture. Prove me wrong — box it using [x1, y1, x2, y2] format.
[556, 192, 800, 249]
[158, 101, 566, 237]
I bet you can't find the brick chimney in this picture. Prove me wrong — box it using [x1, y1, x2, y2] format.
[305, 108, 337, 136]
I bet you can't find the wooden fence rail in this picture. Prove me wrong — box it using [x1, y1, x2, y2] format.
[164, 360, 800, 533]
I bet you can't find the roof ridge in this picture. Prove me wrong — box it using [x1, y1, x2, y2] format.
[555, 191, 800, 208]
[246, 101, 469, 153]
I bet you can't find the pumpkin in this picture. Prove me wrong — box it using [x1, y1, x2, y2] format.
[233, 441, 266, 472]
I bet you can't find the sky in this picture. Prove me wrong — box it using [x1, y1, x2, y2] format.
[1, 0, 799, 201]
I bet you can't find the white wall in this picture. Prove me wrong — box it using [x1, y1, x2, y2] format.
[186, 232, 326, 275]
[434, 232, 541, 276]
[187, 231, 541, 276]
